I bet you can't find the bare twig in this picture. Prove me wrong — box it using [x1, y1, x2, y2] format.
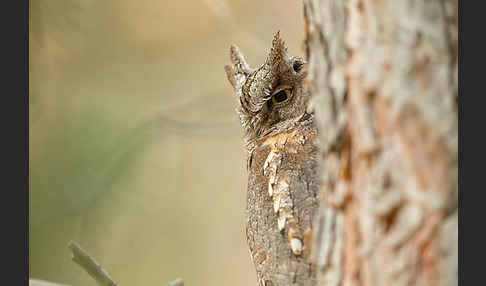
[29, 279, 70, 286]
[167, 278, 184, 286]
[68, 240, 185, 286]
[67, 241, 119, 286]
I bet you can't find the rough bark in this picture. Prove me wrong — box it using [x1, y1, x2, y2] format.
[303, 0, 458, 286]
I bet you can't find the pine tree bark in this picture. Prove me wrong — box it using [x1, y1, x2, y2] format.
[303, 0, 458, 286]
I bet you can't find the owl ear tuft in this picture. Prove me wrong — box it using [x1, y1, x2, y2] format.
[268, 31, 289, 70]
[224, 65, 237, 88]
[230, 44, 252, 74]
[226, 44, 252, 90]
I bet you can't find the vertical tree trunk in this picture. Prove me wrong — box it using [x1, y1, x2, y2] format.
[303, 0, 458, 285]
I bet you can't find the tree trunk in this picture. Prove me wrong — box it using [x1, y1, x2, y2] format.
[303, 0, 458, 286]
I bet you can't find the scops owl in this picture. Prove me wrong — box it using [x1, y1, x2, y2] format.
[225, 32, 319, 286]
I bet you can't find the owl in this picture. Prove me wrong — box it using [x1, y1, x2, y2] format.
[225, 32, 319, 286]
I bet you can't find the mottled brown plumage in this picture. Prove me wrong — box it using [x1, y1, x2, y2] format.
[225, 32, 320, 286]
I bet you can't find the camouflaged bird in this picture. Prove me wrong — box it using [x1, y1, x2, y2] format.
[225, 32, 320, 286]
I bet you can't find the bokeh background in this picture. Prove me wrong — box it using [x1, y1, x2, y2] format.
[29, 1, 305, 285]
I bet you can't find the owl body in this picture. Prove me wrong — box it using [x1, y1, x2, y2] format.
[225, 32, 319, 286]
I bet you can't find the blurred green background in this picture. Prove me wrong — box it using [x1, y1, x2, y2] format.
[29, 0, 304, 285]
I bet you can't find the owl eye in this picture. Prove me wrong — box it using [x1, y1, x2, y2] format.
[272, 88, 292, 104]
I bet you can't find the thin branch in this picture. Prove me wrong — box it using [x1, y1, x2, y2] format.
[67, 241, 119, 286]
[167, 278, 184, 286]
[29, 279, 70, 286]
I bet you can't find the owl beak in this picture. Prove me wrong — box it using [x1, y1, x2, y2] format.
[292, 59, 308, 77]
[292, 58, 306, 71]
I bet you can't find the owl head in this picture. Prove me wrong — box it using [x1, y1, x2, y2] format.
[225, 32, 309, 150]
